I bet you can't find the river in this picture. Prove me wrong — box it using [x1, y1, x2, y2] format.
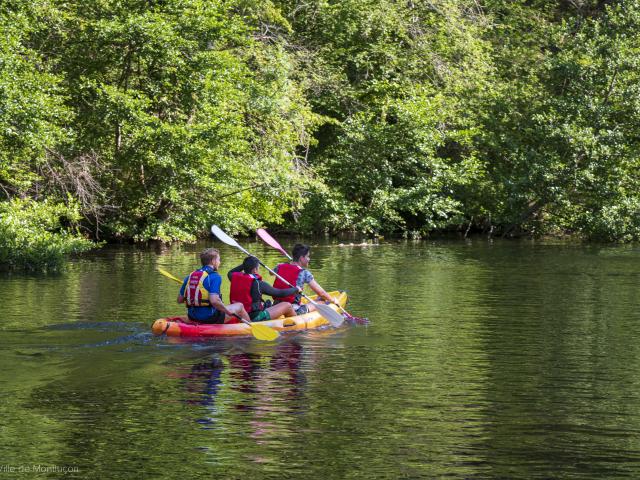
[1, 238, 640, 479]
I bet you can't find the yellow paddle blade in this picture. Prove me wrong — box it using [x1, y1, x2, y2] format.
[158, 267, 183, 284]
[250, 322, 279, 341]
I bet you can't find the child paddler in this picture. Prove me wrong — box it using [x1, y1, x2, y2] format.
[178, 248, 250, 324]
[272, 244, 337, 314]
[228, 256, 300, 322]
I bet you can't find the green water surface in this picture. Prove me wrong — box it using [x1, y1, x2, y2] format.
[1, 239, 640, 479]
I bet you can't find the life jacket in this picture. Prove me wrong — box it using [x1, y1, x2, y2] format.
[230, 272, 263, 313]
[273, 263, 302, 303]
[185, 268, 213, 307]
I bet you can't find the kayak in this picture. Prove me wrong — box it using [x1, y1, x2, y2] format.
[152, 291, 348, 338]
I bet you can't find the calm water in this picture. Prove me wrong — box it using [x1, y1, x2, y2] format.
[1, 239, 640, 479]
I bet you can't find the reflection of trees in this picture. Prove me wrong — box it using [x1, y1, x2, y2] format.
[22, 354, 201, 478]
[466, 245, 640, 477]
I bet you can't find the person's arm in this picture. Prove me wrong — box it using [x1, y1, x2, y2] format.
[227, 264, 244, 281]
[309, 279, 336, 303]
[301, 269, 334, 302]
[258, 280, 299, 298]
[177, 277, 188, 304]
[206, 273, 231, 314]
[267, 264, 279, 277]
[209, 293, 232, 315]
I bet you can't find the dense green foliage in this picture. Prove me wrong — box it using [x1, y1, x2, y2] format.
[1, 0, 639, 268]
[0, 198, 94, 270]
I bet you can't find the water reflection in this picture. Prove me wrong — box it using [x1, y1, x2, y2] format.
[179, 340, 310, 446]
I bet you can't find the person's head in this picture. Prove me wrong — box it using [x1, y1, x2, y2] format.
[242, 256, 260, 274]
[200, 248, 220, 268]
[292, 244, 311, 267]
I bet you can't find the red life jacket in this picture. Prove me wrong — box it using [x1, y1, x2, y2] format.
[185, 269, 211, 307]
[230, 272, 263, 313]
[273, 263, 302, 303]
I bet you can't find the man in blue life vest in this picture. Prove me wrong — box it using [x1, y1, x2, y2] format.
[228, 256, 301, 322]
[272, 244, 337, 315]
[178, 248, 250, 324]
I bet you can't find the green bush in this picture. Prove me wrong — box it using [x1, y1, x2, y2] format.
[0, 198, 96, 270]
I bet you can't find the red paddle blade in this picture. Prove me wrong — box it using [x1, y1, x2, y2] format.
[257, 228, 291, 259]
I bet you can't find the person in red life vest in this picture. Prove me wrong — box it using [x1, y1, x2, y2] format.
[272, 244, 337, 315]
[228, 256, 300, 322]
[178, 248, 250, 324]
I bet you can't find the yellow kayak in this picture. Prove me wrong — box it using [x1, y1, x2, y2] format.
[152, 291, 348, 338]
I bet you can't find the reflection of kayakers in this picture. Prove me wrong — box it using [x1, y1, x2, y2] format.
[177, 248, 250, 324]
[228, 256, 301, 322]
[185, 342, 313, 437]
[228, 352, 262, 397]
[273, 244, 337, 315]
[270, 342, 304, 399]
[228, 342, 305, 403]
[183, 357, 224, 407]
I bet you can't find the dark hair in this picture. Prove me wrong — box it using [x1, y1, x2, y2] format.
[292, 244, 310, 262]
[200, 248, 220, 266]
[242, 256, 260, 273]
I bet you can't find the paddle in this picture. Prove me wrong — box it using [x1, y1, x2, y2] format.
[256, 228, 358, 321]
[157, 267, 279, 341]
[211, 225, 344, 328]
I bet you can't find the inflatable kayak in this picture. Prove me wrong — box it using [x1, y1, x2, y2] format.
[152, 291, 348, 338]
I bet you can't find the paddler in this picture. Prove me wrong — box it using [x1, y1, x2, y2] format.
[178, 248, 250, 324]
[272, 244, 337, 314]
[228, 256, 301, 322]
